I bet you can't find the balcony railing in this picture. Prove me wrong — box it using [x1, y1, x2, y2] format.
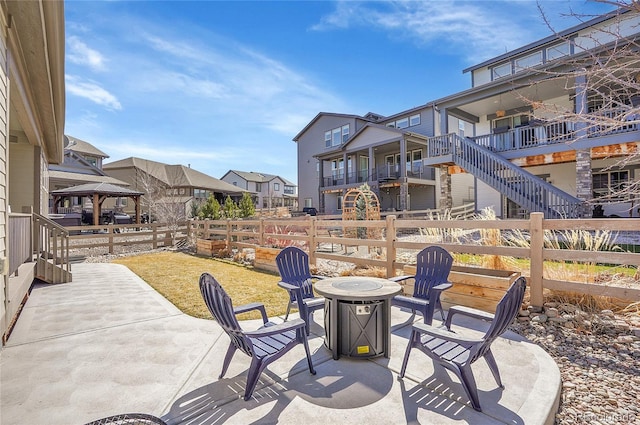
[471, 121, 576, 152]
[8, 213, 32, 278]
[468, 112, 639, 153]
[321, 165, 435, 188]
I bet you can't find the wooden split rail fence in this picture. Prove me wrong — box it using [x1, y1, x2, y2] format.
[189, 213, 640, 308]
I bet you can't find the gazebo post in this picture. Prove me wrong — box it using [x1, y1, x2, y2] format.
[134, 196, 141, 224]
[93, 193, 100, 225]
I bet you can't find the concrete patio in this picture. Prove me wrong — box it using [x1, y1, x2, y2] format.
[0, 263, 561, 425]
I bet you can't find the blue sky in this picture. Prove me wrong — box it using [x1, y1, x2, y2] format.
[64, 0, 615, 184]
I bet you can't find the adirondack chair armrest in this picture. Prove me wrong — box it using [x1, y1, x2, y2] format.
[412, 322, 483, 346]
[432, 282, 453, 293]
[234, 302, 268, 324]
[389, 275, 413, 283]
[278, 281, 303, 295]
[445, 305, 495, 331]
[310, 275, 326, 280]
[245, 318, 306, 337]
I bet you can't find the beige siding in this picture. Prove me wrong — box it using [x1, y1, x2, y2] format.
[8, 142, 35, 214]
[0, 9, 8, 336]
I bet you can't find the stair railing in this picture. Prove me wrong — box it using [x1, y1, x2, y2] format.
[438, 134, 584, 218]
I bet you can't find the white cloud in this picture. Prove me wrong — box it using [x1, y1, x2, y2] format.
[67, 36, 106, 71]
[65, 75, 122, 110]
[312, 1, 540, 60]
[124, 32, 345, 134]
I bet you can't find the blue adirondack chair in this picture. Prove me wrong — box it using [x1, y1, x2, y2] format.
[390, 246, 453, 325]
[399, 276, 527, 411]
[276, 246, 325, 335]
[199, 273, 316, 401]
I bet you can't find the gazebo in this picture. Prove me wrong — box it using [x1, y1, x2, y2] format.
[51, 182, 144, 225]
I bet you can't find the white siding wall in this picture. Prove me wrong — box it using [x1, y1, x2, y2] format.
[534, 95, 572, 119]
[472, 68, 491, 87]
[476, 180, 502, 216]
[451, 173, 475, 206]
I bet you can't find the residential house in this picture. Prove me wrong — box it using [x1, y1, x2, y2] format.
[294, 109, 474, 215]
[296, 9, 640, 219]
[103, 157, 246, 219]
[49, 135, 130, 213]
[427, 8, 640, 219]
[2, 1, 66, 341]
[220, 170, 298, 209]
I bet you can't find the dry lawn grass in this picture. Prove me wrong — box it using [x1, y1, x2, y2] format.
[112, 251, 285, 320]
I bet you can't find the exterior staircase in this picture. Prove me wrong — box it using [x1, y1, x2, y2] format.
[32, 213, 72, 283]
[427, 134, 584, 218]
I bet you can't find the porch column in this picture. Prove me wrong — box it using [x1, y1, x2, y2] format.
[399, 182, 409, 211]
[440, 107, 448, 135]
[439, 166, 452, 210]
[575, 74, 588, 140]
[342, 153, 348, 184]
[575, 149, 592, 217]
[368, 146, 375, 182]
[399, 138, 407, 178]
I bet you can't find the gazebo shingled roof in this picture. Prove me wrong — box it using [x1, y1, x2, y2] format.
[51, 183, 144, 225]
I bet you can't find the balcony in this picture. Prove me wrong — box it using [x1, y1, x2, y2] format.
[321, 166, 435, 189]
[427, 112, 640, 162]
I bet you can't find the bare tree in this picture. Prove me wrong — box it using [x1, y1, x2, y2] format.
[518, 1, 640, 210]
[134, 164, 187, 245]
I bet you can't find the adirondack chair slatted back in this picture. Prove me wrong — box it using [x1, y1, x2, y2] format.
[199, 273, 253, 357]
[413, 246, 453, 299]
[276, 247, 315, 302]
[470, 276, 527, 363]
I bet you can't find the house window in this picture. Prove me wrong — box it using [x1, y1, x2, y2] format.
[232, 182, 237, 186]
[304, 198, 312, 208]
[406, 150, 422, 173]
[458, 120, 465, 138]
[256, 182, 262, 191]
[342, 125, 349, 143]
[274, 183, 280, 191]
[593, 170, 629, 201]
[332, 128, 341, 146]
[546, 42, 570, 61]
[514, 51, 542, 71]
[337, 195, 343, 210]
[396, 117, 409, 129]
[284, 185, 294, 194]
[492, 62, 512, 79]
[332, 159, 344, 178]
[179, 188, 186, 194]
[386, 115, 421, 129]
[86, 157, 97, 167]
[326, 124, 349, 147]
[493, 113, 529, 130]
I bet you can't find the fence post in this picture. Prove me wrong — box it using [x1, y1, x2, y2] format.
[108, 225, 114, 254]
[309, 216, 317, 265]
[152, 223, 158, 249]
[386, 215, 397, 278]
[226, 219, 232, 250]
[529, 212, 544, 308]
[259, 218, 265, 247]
